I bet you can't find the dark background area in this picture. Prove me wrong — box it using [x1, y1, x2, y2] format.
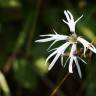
[0, 0, 96, 96]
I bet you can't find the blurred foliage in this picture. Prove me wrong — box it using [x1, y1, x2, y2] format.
[0, 71, 10, 96]
[0, 0, 21, 7]
[13, 58, 38, 89]
[34, 58, 48, 75]
[0, 0, 96, 96]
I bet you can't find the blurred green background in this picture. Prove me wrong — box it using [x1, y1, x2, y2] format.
[0, 0, 96, 96]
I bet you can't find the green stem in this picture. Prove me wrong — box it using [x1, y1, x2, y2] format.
[26, 0, 42, 55]
[50, 74, 69, 96]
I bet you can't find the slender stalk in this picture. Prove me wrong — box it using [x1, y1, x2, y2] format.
[50, 74, 69, 96]
[26, 0, 42, 54]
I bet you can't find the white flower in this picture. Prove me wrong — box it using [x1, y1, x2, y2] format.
[35, 10, 96, 78]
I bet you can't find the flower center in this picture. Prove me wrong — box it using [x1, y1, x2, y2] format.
[70, 34, 77, 43]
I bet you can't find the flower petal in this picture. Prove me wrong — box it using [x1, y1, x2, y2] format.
[35, 38, 54, 42]
[47, 42, 71, 70]
[47, 40, 58, 51]
[69, 44, 77, 73]
[64, 10, 71, 22]
[78, 56, 87, 64]
[64, 57, 70, 68]
[63, 10, 83, 33]
[48, 53, 60, 70]
[36, 34, 68, 43]
[74, 57, 82, 78]
[57, 42, 71, 53]
[69, 57, 73, 73]
[77, 37, 96, 54]
[67, 10, 74, 21]
[70, 44, 77, 57]
[61, 53, 64, 66]
[75, 15, 83, 23]
[47, 48, 57, 52]
[53, 29, 58, 34]
[39, 34, 54, 37]
[62, 19, 68, 24]
[46, 50, 57, 64]
[63, 10, 76, 32]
